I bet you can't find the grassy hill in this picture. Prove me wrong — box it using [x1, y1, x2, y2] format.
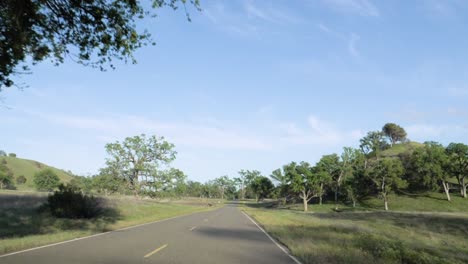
[0, 156, 74, 191]
[380, 141, 424, 157]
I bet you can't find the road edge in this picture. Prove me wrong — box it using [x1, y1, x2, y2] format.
[241, 210, 302, 264]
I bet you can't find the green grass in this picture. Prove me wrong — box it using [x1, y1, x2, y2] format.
[242, 194, 468, 264]
[1, 156, 74, 190]
[0, 192, 219, 255]
[381, 141, 424, 157]
[269, 192, 468, 213]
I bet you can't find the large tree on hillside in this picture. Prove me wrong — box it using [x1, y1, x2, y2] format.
[359, 131, 389, 158]
[409, 142, 451, 201]
[0, 163, 14, 189]
[382, 123, 407, 146]
[368, 158, 406, 210]
[0, 0, 200, 90]
[33, 168, 60, 191]
[104, 134, 176, 197]
[445, 143, 468, 198]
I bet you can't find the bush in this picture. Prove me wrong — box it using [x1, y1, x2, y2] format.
[34, 168, 60, 191]
[8, 153, 16, 157]
[47, 184, 102, 218]
[16, 175, 27, 184]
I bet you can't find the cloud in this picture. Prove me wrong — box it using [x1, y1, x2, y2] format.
[202, 1, 303, 37]
[244, 1, 303, 24]
[25, 112, 272, 151]
[321, 0, 380, 17]
[278, 115, 360, 147]
[406, 124, 468, 142]
[316, 23, 361, 58]
[348, 33, 361, 57]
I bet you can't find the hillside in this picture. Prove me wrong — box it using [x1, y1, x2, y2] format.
[380, 141, 424, 157]
[0, 156, 74, 191]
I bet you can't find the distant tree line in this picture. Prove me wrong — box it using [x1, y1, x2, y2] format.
[265, 123, 467, 211]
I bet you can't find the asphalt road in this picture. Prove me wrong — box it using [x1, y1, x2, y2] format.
[0, 204, 299, 264]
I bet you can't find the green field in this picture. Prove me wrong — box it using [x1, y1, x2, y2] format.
[242, 194, 468, 264]
[0, 191, 220, 255]
[1, 156, 74, 190]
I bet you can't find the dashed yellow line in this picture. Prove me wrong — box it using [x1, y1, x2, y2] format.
[144, 244, 168, 258]
[190, 226, 197, 231]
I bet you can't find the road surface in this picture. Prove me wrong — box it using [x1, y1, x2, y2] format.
[0, 204, 299, 264]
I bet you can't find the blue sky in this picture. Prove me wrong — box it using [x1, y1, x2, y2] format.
[2, 0, 468, 182]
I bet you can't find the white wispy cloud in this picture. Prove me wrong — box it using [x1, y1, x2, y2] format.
[278, 115, 361, 147]
[348, 33, 361, 57]
[23, 110, 365, 152]
[321, 0, 380, 17]
[202, 1, 303, 37]
[406, 123, 468, 142]
[316, 23, 361, 58]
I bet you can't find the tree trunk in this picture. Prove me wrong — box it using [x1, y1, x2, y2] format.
[442, 180, 451, 201]
[255, 194, 259, 203]
[334, 186, 338, 209]
[462, 178, 467, 198]
[352, 199, 356, 208]
[302, 190, 308, 212]
[383, 194, 388, 211]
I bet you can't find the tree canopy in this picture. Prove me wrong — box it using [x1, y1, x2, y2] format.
[382, 123, 407, 146]
[0, 0, 200, 90]
[104, 134, 176, 196]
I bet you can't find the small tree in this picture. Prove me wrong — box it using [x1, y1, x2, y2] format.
[382, 123, 407, 146]
[34, 169, 60, 191]
[368, 158, 406, 210]
[445, 143, 468, 198]
[213, 175, 232, 200]
[0, 163, 13, 189]
[270, 167, 291, 205]
[359, 131, 389, 158]
[0, 170, 13, 189]
[237, 170, 262, 200]
[316, 154, 341, 207]
[409, 142, 451, 201]
[286, 161, 321, 212]
[8, 153, 17, 158]
[16, 175, 27, 185]
[250, 176, 274, 202]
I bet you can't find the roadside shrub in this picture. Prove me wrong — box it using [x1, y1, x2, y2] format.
[47, 184, 102, 218]
[16, 175, 27, 184]
[1, 159, 6, 165]
[34, 168, 60, 191]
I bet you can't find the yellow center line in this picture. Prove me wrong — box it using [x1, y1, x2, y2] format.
[189, 226, 197, 231]
[144, 244, 168, 258]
